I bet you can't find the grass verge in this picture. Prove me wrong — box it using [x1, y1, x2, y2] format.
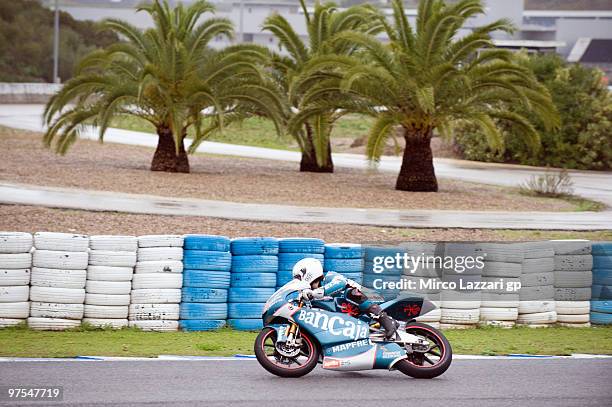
[1, 325, 610, 358]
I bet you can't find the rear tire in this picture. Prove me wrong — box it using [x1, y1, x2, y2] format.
[396, 322, 452, 379]
[254, 327, 319, 378]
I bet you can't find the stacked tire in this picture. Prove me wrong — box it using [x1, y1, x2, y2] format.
[180, 235, 231, 332]
[590, 242, 612, 325]
[84, 236, 137, 329]
[478, 243, 525, 328]
[129, 235, 183, 332]
[440, 243, 482, 329]
[517, 242, 556, 327]
[228, 237, 278, 331]
[29, 232, 88, 330]
[0, 232, 32, 328]
[323, 243, 363, 284]
[552, 240, 592, 327]
[363, 246, 405, 301]
[277, 238, 325, 289]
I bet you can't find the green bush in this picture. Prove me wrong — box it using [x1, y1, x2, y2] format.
[453, 53, 612, 170]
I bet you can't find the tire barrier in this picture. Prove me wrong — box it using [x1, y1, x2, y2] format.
[85, 236, 136, 329]
[277, 238, 323, 291]
[180, 235, 231, 331]
[130, 235, 184, 331]
[324, 243, 364, 284]
[29, 233, 88, 330]
[553, 241, 592, 327]
[518, 242, 555, 327]
[363, 246, 406, 301]
[591, 242, 612, 325]
[0, 233, 31, 327]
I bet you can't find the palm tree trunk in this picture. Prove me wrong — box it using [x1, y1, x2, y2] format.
[151, 126, 190, 173]
[395, 126, 438, 192]
[299, 124, 334, 173]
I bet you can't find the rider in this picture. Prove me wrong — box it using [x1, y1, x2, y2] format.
[292, 257, 398, 339]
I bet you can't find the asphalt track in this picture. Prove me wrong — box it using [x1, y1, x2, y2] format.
[1, 359, 611, 406]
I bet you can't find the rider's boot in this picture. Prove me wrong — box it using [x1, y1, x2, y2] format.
[378, 311, 398, 340]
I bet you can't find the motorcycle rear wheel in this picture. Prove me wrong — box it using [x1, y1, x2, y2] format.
[254, 327, 319, 378]
[396, 322, 452, 379]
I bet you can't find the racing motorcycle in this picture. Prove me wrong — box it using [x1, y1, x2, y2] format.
[254, 279, 452, 378]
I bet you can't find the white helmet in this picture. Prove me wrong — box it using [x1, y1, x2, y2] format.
[292, 258, 324, 287]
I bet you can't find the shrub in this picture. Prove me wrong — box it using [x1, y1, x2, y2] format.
[519, 169, 574, 198]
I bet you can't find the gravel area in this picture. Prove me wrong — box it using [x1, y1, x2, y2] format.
[0, 127, 575, 212]
[2, 205, 608, 242]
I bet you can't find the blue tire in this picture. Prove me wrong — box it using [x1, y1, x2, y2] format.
[278, 253, 324, 271]
[229, 287, 275, 303]
[180, 319, 226, 331]
[276, 270, 293, 286]
[364, 246, 406, 262]
[231, 272, 276, 288]
[183, 250, 231, 271]
[228, 319, 264, 331]
[362, 272, 401, 288]
[594, 255, 612, 269]
[592, 284, 612, 300]
[181, 287, 227, 303]
[179, 303, 228, 320]
[231, 237, 279, 255]
[590, 311, 612, 325]
[591, 300, 612, 314]
[324, 244, 363, 259]
[231, 255, 278, 273]
[184, 235, 230, 252]
[324, 258, 364, 273]
[228, 302, 265, 319]
[593, 269, 612, 286]
[183, 270, 230, 289]
[278, 238, 325, 254]
[340, 272, 363, 284]
[363, 261, 403, 275]
[592, 243, 612, 256]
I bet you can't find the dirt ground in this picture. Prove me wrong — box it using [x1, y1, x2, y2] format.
[0, 127, 576, 212]
[2, 205, 609, 242]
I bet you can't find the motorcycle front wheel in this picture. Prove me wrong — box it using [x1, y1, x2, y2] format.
[254, 327, 320, 378]
[395, 322, 452, 379]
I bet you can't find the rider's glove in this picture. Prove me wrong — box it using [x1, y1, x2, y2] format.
[300, 288, 324, 301]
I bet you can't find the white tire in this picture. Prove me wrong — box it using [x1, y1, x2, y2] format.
[29, 302, 84, 320]
[130, 289, 181, 304]
[554, 255, 593, 271]
[84, 305, 128, 319]
[440, 290, 481, 302]
[0, 269, 30, 286]
[555, 301, 590, 315]
[520, 242, 555, 259]
[558, 322, 591, 328]
[414, 308, 441, 322]
[131, 274, 183, 289]
[86, 266, 133, 282]
[420, 322, 441, 329]
[138, 235, 183, 248]
[89, 250, 137, 268]
[29, 286, 85, 304]
[518, 300, 555, 314]
[522, 258, 554, 274]
[34, 232, 89, 252]
[440, 308, 480, 324]
[481, 262, 521, 278]
[0, 253, 32, 269]
[556, 313, 589, 323]
[475, 243, 524, 263]
[0, 318, 25, 328]
[480, 293, 519, 308]
[444, 243, 477, 257]
[440, 300, 481, 309]
[33, 250, 88, 270]
[521, 272, 555, 287]
[479, 320, 516, 328]
[135, 261, 183, 274]
[129, 320, 179, 332]
[89, 236, 137, 252]
[479, 307, 518, 321]
[551, 240, 591, 255]
[439, 323, 475, 330]
[27, 317, 80, 331]
[85, 293, 130, 306]
[0, 232, 33, 254]
[82, 318, 128, 329]
[30, 268, 86, 289]
[85, 280, 132, 295]
[137, 247, 183, 262]
[0, 302, 29, 318]
[554, 271, 593, 288]
[517, 311, 557, 324]
[0, 286, 29, 302]
[400, 276, 441, 293]
[554, 287, 591, 301]
[128, 304, 180, 321]
[519, 285, 554, 301]
[481, 277, 520, 294]
[516, 323, 554, 328]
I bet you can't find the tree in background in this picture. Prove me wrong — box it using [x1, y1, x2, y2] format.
[43, 0, 280, 173]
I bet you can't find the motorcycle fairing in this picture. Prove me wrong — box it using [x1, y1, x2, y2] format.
[380, 295, 437, 322]
[321, 340, 407, 371]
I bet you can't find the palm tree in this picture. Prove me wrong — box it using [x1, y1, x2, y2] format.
[43, 0, 278, 173]
[262, 0, 381, 172]
[332, 0, 559, 191]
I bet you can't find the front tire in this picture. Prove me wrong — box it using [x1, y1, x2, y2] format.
[396, 322, 452, 379]
[254, 327, 319, 378]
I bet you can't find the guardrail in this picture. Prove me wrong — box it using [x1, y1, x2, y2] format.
[0, 83, 62, 103]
